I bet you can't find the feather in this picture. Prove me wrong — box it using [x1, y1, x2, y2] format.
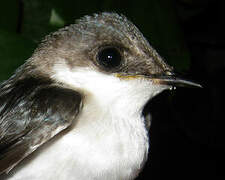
[0, 76, 82, 174]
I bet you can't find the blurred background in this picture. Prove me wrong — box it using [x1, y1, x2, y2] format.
[0, 0, 224, 179]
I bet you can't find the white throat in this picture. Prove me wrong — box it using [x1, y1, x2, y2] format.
[6, 64, 168, 180]
[50, 63, 167, 131]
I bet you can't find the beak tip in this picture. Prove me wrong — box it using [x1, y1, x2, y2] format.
[153, 76, 202, 89]
[177, 80, 203, 88]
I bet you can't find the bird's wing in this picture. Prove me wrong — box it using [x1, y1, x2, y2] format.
[0, 77, 82, 174]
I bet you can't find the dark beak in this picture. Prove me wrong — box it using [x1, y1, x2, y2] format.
[151, 75, 202, 88]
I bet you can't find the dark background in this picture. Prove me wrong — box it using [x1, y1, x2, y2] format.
[0, 0, 224, 179]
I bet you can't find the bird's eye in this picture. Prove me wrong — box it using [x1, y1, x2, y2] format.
[97, 47, 122, 69]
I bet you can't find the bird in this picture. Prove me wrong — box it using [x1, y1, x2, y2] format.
[0, 12, 201, 180]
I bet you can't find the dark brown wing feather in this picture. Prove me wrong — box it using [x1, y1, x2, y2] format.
[0, 76, 82, 174]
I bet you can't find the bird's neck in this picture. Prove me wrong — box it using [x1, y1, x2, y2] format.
[75, 85, 151, 130]
[62, 93, 150, 179]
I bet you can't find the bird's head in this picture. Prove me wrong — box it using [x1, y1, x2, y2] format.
[26, 12, 200, 110]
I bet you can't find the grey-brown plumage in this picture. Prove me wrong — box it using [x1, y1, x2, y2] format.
[29, 12, 173, 76]
[0, 12, 200, 179]
[0, 76, 82, 174]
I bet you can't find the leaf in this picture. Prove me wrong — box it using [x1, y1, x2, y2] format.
[50, 8, 65, 27]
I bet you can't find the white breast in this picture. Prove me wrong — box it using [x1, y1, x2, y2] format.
[6, 100, 148, 180]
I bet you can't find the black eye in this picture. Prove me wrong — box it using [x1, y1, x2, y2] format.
[97, 47, 122, 69]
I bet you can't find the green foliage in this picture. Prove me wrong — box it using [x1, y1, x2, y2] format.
[0, 30, 36, 80]
[0, 0, 191, 82]
[50, 9, 65, 27]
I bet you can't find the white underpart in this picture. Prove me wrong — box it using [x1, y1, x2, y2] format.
[7, 61, 168, 180]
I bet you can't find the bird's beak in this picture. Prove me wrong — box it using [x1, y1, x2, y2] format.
[115, 73, 202, 88]
[150, 75, 202, 88]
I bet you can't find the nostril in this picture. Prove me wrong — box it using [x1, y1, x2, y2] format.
[165, 70, 174, 76]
